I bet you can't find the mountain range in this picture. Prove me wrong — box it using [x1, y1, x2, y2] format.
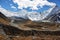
[0, 5, 60, 22]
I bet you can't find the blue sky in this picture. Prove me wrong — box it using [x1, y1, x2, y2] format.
[48, 0, 60, 7]
[0, 0, 60, 13]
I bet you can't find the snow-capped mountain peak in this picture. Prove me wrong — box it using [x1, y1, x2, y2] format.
[27, 5, 60, 21]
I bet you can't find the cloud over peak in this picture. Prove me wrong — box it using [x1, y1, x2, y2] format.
[13, 0, 56, 10]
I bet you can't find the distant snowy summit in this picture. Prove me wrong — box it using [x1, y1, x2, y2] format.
[27, 5, 60, 22]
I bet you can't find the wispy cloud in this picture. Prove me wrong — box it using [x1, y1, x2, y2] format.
[10, 4, 16, 9]
[0, 6, 30, 19]
[11, 6, 16, 9]
[13, 0, 56, 10]
[0, 6, 19, 17]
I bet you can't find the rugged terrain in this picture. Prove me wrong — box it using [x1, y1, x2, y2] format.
[0, 12, 60, 40]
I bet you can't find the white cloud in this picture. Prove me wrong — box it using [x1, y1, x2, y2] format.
[10, 4, 16, 9]
[11, 6, 16, 9]
[0, 7, 19, 17]
[13, 0, 56, 10]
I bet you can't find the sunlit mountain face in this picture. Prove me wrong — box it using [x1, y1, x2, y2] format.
[0, 0, 60, 21]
